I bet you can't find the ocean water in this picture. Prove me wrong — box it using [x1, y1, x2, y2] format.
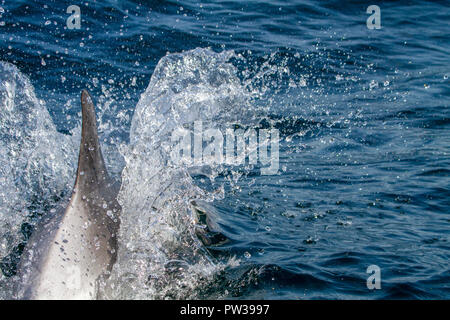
[0, 0, 449, 299]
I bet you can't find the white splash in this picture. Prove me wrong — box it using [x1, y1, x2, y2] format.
[102, 49, 253, 299]
[0, 61, 77, 298]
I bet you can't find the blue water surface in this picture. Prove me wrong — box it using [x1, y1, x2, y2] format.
[0, 0, 449, 299]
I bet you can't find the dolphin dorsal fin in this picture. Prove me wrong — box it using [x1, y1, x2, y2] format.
[75, 90, 109, 192]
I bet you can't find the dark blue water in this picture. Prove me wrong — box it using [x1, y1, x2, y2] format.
[0, 0, 449, 299]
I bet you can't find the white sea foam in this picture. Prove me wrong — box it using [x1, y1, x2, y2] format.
[0, 61, 77, 297]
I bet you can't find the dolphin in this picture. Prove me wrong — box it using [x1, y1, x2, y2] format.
[14, 90, 121, 300]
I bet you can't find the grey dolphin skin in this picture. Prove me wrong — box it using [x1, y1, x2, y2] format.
[15, 90, 121, 300]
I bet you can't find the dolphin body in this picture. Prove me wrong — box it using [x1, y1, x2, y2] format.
[14, 90, 121, 300]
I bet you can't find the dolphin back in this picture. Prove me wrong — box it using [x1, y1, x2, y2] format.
[15, 90, 121, 300]
[77, 90, 112, 194]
